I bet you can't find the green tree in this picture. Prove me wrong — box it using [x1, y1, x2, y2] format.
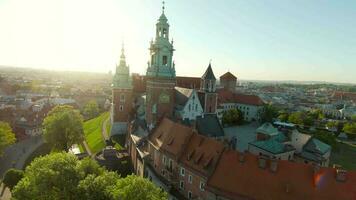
[43, 105, 84, 151]
[2, 168, 24, 191]
[313, 131, 337, 149]
[261, 104, 279, 123]
[12, 153, 167, 200]
[108, 175, 167, 200]
[343, 122, 356, 140]
[288, 112, 304, 125]
[351, 115, 356, 122]
[222, 109, 244, 126]
[326, 121, 339, 131]
[83, 100, 100, 119]
[0, 121, 16, 155]
[278, 112, 289, 122]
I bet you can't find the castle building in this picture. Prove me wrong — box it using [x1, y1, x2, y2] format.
[145, 4, 176, 128]
[111, 44, 133, 135]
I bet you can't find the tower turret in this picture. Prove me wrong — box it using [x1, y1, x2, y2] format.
[111, 43, 133, 135]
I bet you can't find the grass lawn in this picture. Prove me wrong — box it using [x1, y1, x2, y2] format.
[83, 112, 109, 153]
[330, 142, 356, 170]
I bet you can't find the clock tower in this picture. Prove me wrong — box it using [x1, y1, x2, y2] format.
[145, 2, 176, 128]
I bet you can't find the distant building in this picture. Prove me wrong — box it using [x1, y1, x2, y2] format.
[219, 72, 237, 92]
[217, 89, 265, 122]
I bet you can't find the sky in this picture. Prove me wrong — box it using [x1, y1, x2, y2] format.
[0, 0, 355, 83]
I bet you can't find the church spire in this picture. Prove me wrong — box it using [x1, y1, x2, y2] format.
[119, 42, 126, 67]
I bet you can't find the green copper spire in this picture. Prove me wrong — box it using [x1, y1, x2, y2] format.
[113, 42, 132, 89]
[146, 1, 176, 78]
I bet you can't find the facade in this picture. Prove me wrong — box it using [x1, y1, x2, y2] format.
[175, 87, 204, 121]
[111, 44, 133, 135]
[217, 89, 265, 122]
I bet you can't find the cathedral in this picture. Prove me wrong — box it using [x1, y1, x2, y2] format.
[111, 2, 220, 136]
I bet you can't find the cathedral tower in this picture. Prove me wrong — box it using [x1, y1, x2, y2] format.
[111, 44, 133, 135]
[145, 2, 176, 127]
[201, 62, 217, 114]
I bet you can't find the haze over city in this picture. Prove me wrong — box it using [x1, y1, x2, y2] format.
[0, 0, 355, 83]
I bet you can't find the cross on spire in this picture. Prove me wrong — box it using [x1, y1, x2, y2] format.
[162, 1, 165, 14]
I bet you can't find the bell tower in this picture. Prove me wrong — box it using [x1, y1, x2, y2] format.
[111, 43, 133, 135]
[201, 62, 217, 114]
[145, 2, 176, 128]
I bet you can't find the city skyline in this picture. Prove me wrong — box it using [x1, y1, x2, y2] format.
[0, 0, 355, 83]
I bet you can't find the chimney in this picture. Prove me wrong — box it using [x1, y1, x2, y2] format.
[239, 152, 245, 163]
[258, 155, 268, 169]
[313, 163, 321, 174]
[270, 158, 278, 173]
[285, 183, 291, 193]
[336, 169, 347, 182]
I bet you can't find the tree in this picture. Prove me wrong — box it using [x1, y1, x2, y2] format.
[313, 131, 337, 149]
[43, 105, 84, 151]
[12, 153, 167, 200]
[222, 109, 244, 126]
[2, 168, 24, 191]
[343, 122, 356, 140]
[261, 104, 279, 123]
[109, 175, 167, 200]
[83, 100, 99, 119]
[0, 121, 16, 155]
[351, 115, 356, 122]
[278, 112, 289, 122]
[288, 112, 304, 125]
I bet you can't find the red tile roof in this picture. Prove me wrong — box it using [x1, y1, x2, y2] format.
[220, 72, 237, 80]
[148, 118, 194, 159]
[179, 133, 225, 177]
[217, 89, 264, 106]
[207, 150, 356, 200]
[333, 91, 356, 102]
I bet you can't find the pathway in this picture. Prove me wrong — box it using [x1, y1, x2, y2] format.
[0, 136, 43, 200]
[102, 117, 110, 141]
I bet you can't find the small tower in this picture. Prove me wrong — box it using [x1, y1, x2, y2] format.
[201, 62, 217, 114]
[145, 2, 176, 128]
[111, 43, 133, 135]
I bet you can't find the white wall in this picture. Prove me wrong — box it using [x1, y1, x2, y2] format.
[180, 90, 203, 121]
[219, 103, 263, 122]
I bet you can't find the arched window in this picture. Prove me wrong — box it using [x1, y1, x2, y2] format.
[163, 56, 167, 65]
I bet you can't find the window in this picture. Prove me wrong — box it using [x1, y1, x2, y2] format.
[200, 181, 205, 191]
[162, 156, 167, 166]
[180, 181, 184, 190]
[120, 94, 125, 102]
[195, 104, 198, 111]
[119, 105, 124, 111]
[163, 55, 168, 65]
[188, 175, 193, 184]
[188, 191, 192, 199]
[189, 104, 191, 111]
[180, 167, 185, 176]
[168, 159, 173, 172]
